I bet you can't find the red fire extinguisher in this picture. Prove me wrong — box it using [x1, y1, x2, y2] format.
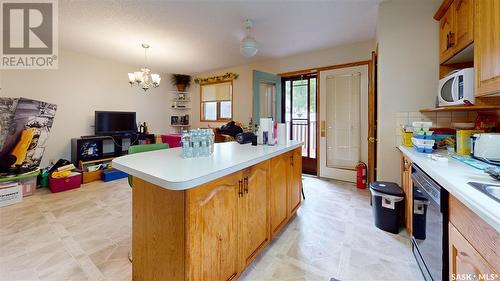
[356, 162, 367, 189]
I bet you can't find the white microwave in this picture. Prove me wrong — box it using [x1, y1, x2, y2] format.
[438, 68, 474, 106]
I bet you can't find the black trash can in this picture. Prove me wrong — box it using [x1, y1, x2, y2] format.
[412, 186, 429, 240]
[369, 181, 404, 234]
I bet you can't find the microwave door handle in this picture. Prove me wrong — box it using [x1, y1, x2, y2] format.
[451, 77, 459, 102]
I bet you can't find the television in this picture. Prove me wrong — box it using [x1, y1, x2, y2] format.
[95, 111, 137, 135]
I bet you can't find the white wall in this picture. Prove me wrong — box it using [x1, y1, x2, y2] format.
[191, 40, 374, 128]
[376, 0, 441, 183]
[0, 49, 176, 166]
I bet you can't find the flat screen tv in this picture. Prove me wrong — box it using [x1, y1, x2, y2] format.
[95, 111, 136, 135]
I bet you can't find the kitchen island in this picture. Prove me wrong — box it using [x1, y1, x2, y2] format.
[113, 141, 303, 281]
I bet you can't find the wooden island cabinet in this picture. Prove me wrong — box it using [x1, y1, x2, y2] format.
[115, 143, 303, 281]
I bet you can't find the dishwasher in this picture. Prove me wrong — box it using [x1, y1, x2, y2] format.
[411, 164, 448, 281]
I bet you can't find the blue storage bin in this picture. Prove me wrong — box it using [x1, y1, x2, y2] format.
[101, 169, 128, 182]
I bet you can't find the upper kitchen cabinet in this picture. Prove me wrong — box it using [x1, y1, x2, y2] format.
[474, 0, 500, 97]
[455, 0, 474, 52]
[438, 2, 457, 63]
[436, 0, 474, 63]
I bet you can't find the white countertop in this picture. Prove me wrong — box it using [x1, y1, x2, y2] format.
[113, 140, 303, 190]
[399, 146, 500, 232]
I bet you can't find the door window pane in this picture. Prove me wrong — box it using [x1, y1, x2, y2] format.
[292, 80, 307, 119]
[309, 78, 317, 159]
[285, 81, 291, 140]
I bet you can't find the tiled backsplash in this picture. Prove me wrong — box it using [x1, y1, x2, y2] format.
[393, 110, 499, 147]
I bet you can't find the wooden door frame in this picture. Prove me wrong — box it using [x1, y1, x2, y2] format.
[280, 58, 377, 182]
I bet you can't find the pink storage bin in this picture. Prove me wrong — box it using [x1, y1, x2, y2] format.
[161, 134, 182, 148]
[49, 172, 82, 193]
[19, 176, 37, 197]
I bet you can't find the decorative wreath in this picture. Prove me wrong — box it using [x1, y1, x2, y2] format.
[194, 72, 239, 84]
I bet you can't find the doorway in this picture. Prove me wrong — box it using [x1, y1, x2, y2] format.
[282, 74, 317, 175]
[319, 65, 369, 182]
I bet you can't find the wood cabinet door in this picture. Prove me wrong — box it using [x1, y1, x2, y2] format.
[288, 148, 302, 216]
[238, 161, 270, 269]
[454, 0, 474, 52]
[401, 154, 413, 235]
[474, 0, 500, 96]
[186, 172, 241, 281]
[440, 3, 456, 63]
[449, 223, 498, 281]
[270, 153, 289, 236]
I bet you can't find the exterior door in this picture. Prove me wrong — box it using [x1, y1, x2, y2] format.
[283, 74, 318, 175]
[319, 65, 369, 182]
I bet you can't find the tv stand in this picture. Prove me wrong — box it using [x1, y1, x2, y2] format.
[71, 133, 156, 183]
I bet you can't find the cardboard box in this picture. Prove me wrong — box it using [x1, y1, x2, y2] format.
[0, 183, 22, 208]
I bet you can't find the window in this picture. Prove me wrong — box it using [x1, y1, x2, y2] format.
[200, 81, 233, 121]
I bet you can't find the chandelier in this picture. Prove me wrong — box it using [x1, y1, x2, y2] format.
[128, 44, 161, 91]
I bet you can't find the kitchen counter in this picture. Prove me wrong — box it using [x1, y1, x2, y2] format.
[112, 140, 303, 190]
[114, 141, 304, 281]
[399, 146, 500, 232]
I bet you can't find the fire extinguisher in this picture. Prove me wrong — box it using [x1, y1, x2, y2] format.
[356, 162, 367, 189]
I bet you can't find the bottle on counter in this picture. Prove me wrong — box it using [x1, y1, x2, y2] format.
[191, 129, 200, 158]
[181, 130, 192, 158]
[200, 130, 208, 157]
[209, 129, 215, 155]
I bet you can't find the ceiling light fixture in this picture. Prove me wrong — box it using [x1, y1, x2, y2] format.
[240, 19, 258, 58]
[128, 44, 161, 91]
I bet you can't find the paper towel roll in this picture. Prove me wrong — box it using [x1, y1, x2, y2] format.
[260, 118, 271, 132]
[259, 118, 272, 144]
[278, 123, 287, 145]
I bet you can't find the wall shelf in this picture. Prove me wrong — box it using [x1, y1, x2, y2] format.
[170, 124, 191, 127]
[420, 105, 500, 112]
[171, 107, 191, 110]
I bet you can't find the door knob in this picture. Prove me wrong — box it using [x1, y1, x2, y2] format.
[368, 137, 377, 143]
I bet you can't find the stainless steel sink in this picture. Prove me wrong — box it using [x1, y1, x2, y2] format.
[468, 182, 500, 203]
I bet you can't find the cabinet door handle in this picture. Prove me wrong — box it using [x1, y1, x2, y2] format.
[449, 32, 455, 47]
[244, 176, 248, 194]
[290, 155, 294, 166]
[238, 180, 243, 197]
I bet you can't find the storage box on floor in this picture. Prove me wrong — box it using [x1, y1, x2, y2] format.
[49, 172, 82, 193]
[0, 171, 39, 207]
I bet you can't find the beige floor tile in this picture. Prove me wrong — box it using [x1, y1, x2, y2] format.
[0, 176, 422, 281]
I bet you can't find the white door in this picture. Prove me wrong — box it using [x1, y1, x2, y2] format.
[319, 65, 368, 182]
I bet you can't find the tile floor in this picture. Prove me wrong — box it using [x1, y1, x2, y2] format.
[0, 176, 422, 281]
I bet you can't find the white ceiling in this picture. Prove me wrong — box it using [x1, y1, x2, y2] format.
[59, 0, 380, 74]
